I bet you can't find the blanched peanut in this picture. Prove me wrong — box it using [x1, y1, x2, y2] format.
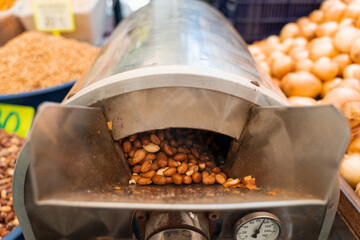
[143, 143, 160, 153]
[172, 173, 183, 185]
[156, 167, 169, 176]
[177, 162, 188, 174]
[164, 167, 177, 177]
[152, 175, 167, 185]
[142, 170, 156, 178]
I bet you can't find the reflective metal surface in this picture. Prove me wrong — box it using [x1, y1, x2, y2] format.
[149, 229, 207, 240]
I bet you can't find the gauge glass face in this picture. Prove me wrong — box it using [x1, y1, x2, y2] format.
[236, 218, 280, 240]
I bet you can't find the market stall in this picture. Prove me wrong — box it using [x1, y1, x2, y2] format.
[0, 0, 359, 239]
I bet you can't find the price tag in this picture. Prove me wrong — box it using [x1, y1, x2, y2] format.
[33, 0, 75, 34]
[0, 104, 35, 137]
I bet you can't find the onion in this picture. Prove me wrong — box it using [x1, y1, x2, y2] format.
[258, 61, 271, 76]
[295, 58, 314, 72]
[350, 38, 360, 63]
[272, 78, 281, 88]
[271, 55, 294, 78]
[343, 2, 360, 20]
[344, 64, 360, 79]
[291, 37, 308, 48]
[312, 57, 339, 81]
[333, 26, 360, 53]
[280, 23, 300, 41]
[268, 51, 286, 64]
[309, 39, 338, 60]
[333, 54, 351, 76]
[339, 18, 357, 28]
[323, 1, 346, 22]
[340, 154, 360, 188]
[309, 9, 324, 23]
[321, 77, 342, 97]
[348, 137, 360, 153]
[248, 45, 262, 56]
[288, 96, 317, 106]
[315, 21, 338, 37]
[343, 101, 360, 127]
[289, 47, 309, 61]
[281, 71, 322, 97]
[338, 78, 360, 93]
[322, 87, 360, 110]
[299, 21, 318, 40]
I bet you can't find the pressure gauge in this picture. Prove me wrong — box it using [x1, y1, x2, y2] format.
[234, 212, 282, 240]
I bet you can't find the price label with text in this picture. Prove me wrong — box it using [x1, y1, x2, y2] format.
[0, 104, 35, 137]
[33, 0, 75, 32]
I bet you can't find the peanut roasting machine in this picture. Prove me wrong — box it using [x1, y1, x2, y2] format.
[13, 0, 350, 239]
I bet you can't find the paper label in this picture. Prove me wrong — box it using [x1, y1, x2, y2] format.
[33, 0, 75, 32]
[0, 104, 35, 137]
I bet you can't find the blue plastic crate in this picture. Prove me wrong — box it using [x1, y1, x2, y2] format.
[211, 0, 322, 43]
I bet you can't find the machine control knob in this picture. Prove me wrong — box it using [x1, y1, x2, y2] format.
[234, 212, 282, 240]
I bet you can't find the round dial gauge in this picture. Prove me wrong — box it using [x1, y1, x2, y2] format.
[234, 212, 282, 240]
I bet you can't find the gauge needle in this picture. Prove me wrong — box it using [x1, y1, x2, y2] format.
[252, 219, 265, 238]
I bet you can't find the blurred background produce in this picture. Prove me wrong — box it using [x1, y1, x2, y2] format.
[0, 0, 24, 46]
[247, 0, 360, 197]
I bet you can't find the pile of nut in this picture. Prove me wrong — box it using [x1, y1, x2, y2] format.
[0, 130, 23, 237]
[121, 128, 258, 189]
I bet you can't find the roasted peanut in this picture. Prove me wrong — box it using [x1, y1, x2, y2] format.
[150, 133, 161, 145]
[218, 172, 227, 179]
[122, 140, 132, 153]
[170, 139, 179, 147]
[140, 134, 150, 145]
[177, 162, 188, 174]
[210, 172, 216, 177]
[141, 160, 152, 173]
[144, 153, 157, 161]
[129, 149, 136, 158]
[163, 143, 175, 156]
[168, 159, 180, 167]
[157, 167, 169, 176]
[165, 177, 173, 184]
[134, 139, 142, 148]
[143, 143, 160, 153]
[203, 175, 216, 185]
[212, 167, 221, 173]
[177, 146, 190, 153]
[192, 172, 202, 183]
[132, 165, 142, 173]
[200, 154, 210, 162]
[191, 147, 200, 158]
[215, 173, 226, 184]
[157, 130, 165, 140]
[142, 170, 156, 178]
[185, 165, 199, 176]
[137, 177, 152, 185]
[160, 140, 169, 148]
[223, 178, 240, 187]
[183, 175, 192, 184]
[164, 167, 177, 176]
[205, 161, 216, 168]
[173, 153, 187, 162]
[130, 175, 141, 181]
[151, 163, 160, 171]
[201, 171, 210, 178]
[199, 162, 206, 170]
[133, 149, 146, 163]
[156, 152, 168, 167]
[165, 129, 173, 140]
[152, 175, 167, 185]
[129, 134, 137, 141]
[188, 158, 197, 165]
[128, 158, 136, 166]
[172, 173, 183, 185]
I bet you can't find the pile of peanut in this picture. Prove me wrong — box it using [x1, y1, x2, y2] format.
[0, 130, 23, 237]
[121, 129, 258, 189]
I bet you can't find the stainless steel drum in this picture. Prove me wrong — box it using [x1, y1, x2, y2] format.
[13, 0, 349, 239]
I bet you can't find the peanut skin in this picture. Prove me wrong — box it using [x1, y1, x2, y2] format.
[177, 162, 188, 174]
[133, 149, 146, 164]
[172, 173, 183, 185]
[142, 170, 156, 178]
[203, 175, 216, 185]
[141, 160, 152, 173]
[137, 177, 152, 185]
[215, 173, 226, 184]
[183, 175, 192, 184]
[122, 140, 132, 153]
[192, 172, 202, 183]
[152, 175, 167, 185]
[164, 167, 177, 177]
[173, 153, 187, 162]
[150, 133, 161, 145]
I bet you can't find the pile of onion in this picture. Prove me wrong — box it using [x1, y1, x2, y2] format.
[249, 0, 360, 196]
